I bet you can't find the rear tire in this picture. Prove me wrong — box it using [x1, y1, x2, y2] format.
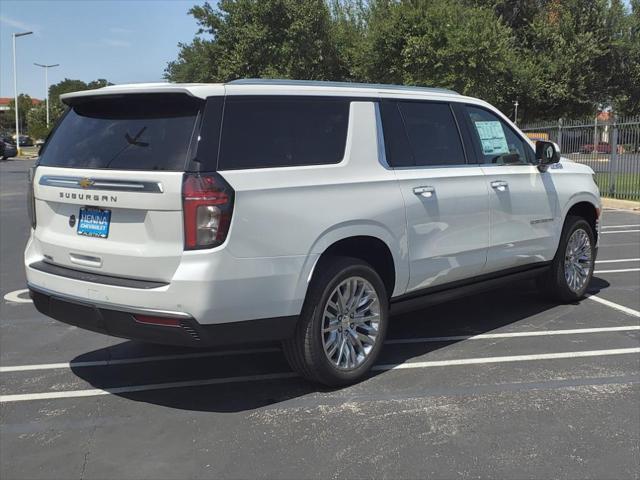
[282, 256, 389, 387]
[537, 215, 595, 302]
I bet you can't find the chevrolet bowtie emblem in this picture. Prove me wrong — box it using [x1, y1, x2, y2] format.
[78, 178, 94, 189]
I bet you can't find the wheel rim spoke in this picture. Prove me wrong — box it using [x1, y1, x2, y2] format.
[564, 228, 593, 293]
[321, 275, 381, 371]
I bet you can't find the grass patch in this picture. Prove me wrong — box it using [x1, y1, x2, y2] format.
[594, 172, 640, 201]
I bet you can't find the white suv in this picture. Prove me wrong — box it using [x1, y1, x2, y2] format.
[25, 79, 601, 385]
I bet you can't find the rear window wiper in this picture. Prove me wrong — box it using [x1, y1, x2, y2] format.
[125, 127, 149, 147]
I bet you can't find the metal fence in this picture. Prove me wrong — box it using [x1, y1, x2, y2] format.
[520, 116, 640, 201]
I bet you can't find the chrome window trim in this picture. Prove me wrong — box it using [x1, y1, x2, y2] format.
[39, 175, 164, 193]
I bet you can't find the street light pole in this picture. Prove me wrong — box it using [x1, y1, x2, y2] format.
[12, 31, 33, 155]
[513, 100, 519, 125]
[34, 63, 60, 127]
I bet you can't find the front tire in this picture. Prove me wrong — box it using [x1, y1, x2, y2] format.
[538, 215, 595, 302]
[283, 256, 389, 387]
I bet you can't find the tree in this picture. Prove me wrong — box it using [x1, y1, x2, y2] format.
[27, 78, 114, 138]
[26, 104, 49, 140]
[49, 79, 92, 110]
[7, 94, 34, 133]
[327, 0, 369, 81]
[166, 0, 639, 121]
[610, 0, 640, 115]
[361, 0, 532, 113]
[165, 0, 344, 82]
[515, 0, 614, 119]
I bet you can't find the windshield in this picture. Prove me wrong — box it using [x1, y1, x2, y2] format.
[39, 93, 201, 171]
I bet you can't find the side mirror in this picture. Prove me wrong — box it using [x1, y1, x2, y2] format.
[535, 140, 560, 172]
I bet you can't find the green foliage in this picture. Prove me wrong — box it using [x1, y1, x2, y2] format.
[327, 0, 370, 81]
[610, 0, 640, 115]
[26, 104, 49, 140]
[49, 79, 93, 109]
[360, 0, 528, 113]
[5, 94, 33, 133]
[3, 78, 112, 139]
[37, 78, 113, 137]
[165, 0, 638, 121]
[166, 0, 344, 82]
[1, 79, 112, 137]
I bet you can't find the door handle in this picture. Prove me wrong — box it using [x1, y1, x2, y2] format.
[490, 180, 508, 192]
[413, 186, 435, 198]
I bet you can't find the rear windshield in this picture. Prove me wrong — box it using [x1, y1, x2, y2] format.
[39, 94, 201, 171]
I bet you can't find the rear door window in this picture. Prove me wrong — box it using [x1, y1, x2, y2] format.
[39, 94, 201, 171]
[398, 102, 466, 167]
[380, 100, 467, 167]
[217, 97, 350, 170]
[379, 102, 414, 168]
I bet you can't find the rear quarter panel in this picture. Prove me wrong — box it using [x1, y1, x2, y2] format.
[218, 102, 409, 297]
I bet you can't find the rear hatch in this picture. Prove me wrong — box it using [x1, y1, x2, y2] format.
[32, 93, 202, 282]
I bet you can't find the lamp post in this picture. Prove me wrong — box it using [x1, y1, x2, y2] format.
[513, 100, 519, 125]
[12, 31, 33, 155]
[34, 63, 60, 127]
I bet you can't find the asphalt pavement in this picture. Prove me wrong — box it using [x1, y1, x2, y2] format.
[1, 159, 639, 479]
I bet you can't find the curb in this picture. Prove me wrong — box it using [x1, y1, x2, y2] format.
[602, 197, 640, 211]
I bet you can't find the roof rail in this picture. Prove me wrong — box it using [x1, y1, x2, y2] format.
[227, 78, 459, 95]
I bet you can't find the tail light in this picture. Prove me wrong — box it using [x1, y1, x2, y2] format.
[182, 173, 234, 250]
[27, 165, 37, 229]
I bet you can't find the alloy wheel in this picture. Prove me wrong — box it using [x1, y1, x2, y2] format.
[564, 228, 593, 293]
[321, 276, 380, 370]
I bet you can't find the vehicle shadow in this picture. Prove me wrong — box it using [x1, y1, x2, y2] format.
[70, 276, 611, 413]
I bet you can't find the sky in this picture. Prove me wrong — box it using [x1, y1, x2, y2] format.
[0, 0, 202, 99]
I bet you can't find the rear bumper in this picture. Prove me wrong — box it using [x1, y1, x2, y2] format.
[29, 284, 297, 348]
[25, 235, 315, 324]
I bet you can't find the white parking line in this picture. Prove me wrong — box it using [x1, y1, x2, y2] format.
[383, 325, 640, 344]
[0, 347, 280, 373]
[603, 208, 640, 214]
[586, 295, 640, 317]
[601, 224, 640, 229]
[0, 372, 299, 403]
[601, 229, 640, 234]
[3, 326, 639, 373]
[596, 258, 640, 264]
[1, 348, 638, 403]
[372, 348, 640, 372]
[3, 289, 32, 304]
[594, 268, 640, 274]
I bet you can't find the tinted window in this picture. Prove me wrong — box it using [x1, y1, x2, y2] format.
[466, 106, 531, 165]
[398, 102, 466, 166]
[190, 96, 223, 172]
[218, 97, 349, 170]
[379, 102, 413, 167]
[39, 94, 201, 171]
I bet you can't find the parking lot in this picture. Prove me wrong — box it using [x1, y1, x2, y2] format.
[1, 159, 638, 479]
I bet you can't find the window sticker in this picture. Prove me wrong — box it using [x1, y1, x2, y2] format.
[474, 121, 509, 155]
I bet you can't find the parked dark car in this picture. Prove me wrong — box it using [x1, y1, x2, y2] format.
[579, 142, 625, 154]
[12, 134, 34, 147]
[1, 139, 18, 160]
[0, 133, 15, 144]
